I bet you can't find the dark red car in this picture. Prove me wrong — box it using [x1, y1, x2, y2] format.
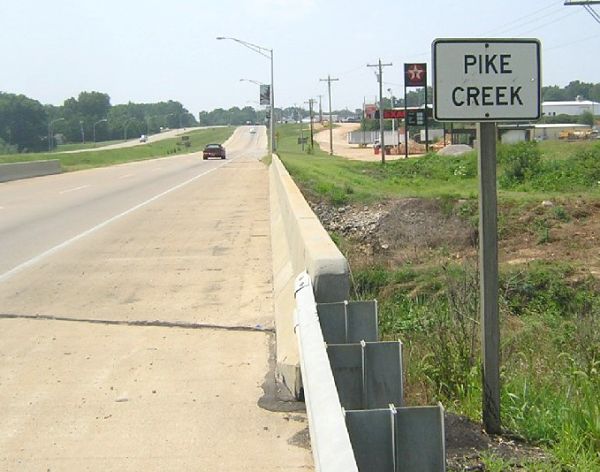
[203, 144, 226, 160]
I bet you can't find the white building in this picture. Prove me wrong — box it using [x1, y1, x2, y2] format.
[534, 123, 591, 141]
[542, 98, 600, 117]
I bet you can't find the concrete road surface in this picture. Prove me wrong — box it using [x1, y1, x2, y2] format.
[0, 126, 313, 471]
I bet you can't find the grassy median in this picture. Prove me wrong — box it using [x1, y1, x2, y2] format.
[0, 127, 235, 171]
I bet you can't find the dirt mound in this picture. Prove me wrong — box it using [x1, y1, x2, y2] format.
[445, 413, 549, 470]
[379, 198, 475, 250]
[438, 144, 473, 156]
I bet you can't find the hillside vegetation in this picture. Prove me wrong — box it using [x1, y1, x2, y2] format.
[277, 123, 600, 470]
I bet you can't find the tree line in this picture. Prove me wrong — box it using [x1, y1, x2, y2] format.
[0, 91, 197, 153]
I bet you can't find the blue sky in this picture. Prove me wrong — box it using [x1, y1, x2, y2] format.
[1, 0, 598, 115]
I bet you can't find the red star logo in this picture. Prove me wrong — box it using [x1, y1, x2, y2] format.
[407, 64, 424, 81]
[405, 63, 426, 86]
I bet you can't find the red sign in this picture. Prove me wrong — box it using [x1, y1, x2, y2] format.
[364, 104, 378, 119]
[404, 63, 427, 87]
[383, 109, 405, 119]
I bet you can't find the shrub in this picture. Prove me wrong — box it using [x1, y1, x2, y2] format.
[499, 142, 542, 187]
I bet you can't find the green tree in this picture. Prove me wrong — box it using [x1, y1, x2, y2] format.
[578, 111, 595, 126]
[0, 92, 48, 152]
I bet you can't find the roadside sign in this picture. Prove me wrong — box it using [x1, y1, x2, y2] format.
[406, 110, 426, 126]
[432, 39, 541, 121]
[404, 63, 427, 87]
[260, 84, 271, 105]
[383, 109, 405, 119]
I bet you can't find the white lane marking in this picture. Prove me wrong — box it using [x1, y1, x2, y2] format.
[59, 185, 90, 194]
[119, 173, 135, 179]
[0, 159, 233, 284]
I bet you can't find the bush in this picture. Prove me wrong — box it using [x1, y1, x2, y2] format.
[499, 142, 542, 187]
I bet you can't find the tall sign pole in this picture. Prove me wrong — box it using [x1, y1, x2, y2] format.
[320, 75, 339, 155]
[433, 38, 541, 434]
[404, 83, 408, 159]
[368, 59, 393, 164]
[404, 63, 427, 158]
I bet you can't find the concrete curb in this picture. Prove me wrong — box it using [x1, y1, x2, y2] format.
[269, 154, 350, 398]
[0, 160, 62, 183]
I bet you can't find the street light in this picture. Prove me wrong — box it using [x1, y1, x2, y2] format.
[387, 87, 396, 135]
[93, 118, 108, 146]
[48, 118, 65, 151]
[240, 78, 265, 86]
[217, 36, 275, 154]
[164, 113, 176, 130]
[123, 118, 136, 141]
[79, 120, 85, 144]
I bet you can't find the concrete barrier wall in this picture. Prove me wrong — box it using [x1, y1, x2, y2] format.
[270, 154, 350, 398]
[0, 160, 62, 183]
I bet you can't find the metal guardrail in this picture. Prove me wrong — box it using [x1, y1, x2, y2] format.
[295, 271, 447, 471]
[294, 272, 359, 472]
[345, 404, 446, 471]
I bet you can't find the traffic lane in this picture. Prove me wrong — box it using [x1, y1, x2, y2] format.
[0, 318, 311, 471]
[0, 155, 274, 328]
[0, 132, 272, 328]
[0, 128, 252, 278]
[0, 156, 225, 278]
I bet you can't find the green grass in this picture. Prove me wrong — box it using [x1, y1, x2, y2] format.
[54, 139, 122, 152]
[0, 127, 235, 171]
[275, 124, 600, 468]
[352, 261, 600, 469]
[276, 124, 600, 205]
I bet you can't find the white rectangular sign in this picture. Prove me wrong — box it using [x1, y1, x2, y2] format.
[432, 39, 541, 122]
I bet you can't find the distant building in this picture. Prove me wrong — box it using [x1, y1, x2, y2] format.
[534, 123, 591, 141]
[542, 97, 600, 117]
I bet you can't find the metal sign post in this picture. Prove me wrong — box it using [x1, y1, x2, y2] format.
[404, 63, 428, 158]
[433, 38, 541, 434]
[477, 121, 500, 433]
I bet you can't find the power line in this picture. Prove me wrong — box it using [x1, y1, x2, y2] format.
[583, 4, 600, 23]
[518, 9, 579, 34]
[483, 0, 565, 35]
[545, 31, 600, 49]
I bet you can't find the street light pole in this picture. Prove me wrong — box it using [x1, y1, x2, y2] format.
[93, 118, 108, 146]
[79, 120, 85, 144]
[123, 118, 135, 141]
[217, 36, 275, 154]
[387, 88, 395, 134]
[48, 118, 65, 151]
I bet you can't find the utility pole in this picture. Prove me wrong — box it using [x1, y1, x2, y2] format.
[367, 59, 393, 164]
[320, 75, 339, 155]
[564, 1, 600, 24]
[317, 94, 324, 123]
[306, 99, 315, 149]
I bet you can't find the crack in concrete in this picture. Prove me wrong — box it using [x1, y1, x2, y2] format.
[0, 313, 274, 333]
